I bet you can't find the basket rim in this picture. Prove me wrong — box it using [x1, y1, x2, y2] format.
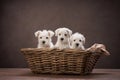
[20, 48, 104, 56]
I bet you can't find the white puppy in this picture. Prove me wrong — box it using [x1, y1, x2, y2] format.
[70, 32, 85, 50]
[55, 27, 72, 49]
[34, 30, 54, 48]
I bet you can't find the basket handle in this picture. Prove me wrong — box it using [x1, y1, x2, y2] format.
[86, 43, 110, 56]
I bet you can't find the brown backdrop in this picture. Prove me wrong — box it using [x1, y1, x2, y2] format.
[0, 0, 120, 68]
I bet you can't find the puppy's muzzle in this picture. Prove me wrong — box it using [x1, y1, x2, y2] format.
[76, 43, 79, 47]
[60, 38, 64, 41]
[42, 41, 46, 44]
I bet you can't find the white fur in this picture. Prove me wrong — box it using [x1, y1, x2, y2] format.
[55, 27, 72, 49]
[70, 32, 85, 50]
[34, 30, 54, 48]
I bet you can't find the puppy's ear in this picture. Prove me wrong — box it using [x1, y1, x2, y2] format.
[48, 30, 54, 37]
[82, 35, 85, 45]
[55, 28, 60, 36]
[34, 31, 41, 37]
[66, 29, 72, 37]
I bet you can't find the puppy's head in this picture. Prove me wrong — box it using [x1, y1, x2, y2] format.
[55, 27, 72, 43]
[35, 30, 54, 46]
[70, 33, 85, 48]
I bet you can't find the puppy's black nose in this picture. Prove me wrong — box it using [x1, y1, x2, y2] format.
[76, 43, 79, 46]
[42, 41, 45, 44]
[61, 38, 64, 41]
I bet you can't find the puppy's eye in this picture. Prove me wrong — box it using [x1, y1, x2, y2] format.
[46, 37, 48, 39]
[40, 37, 42, 39]
[64, 34, 67, 36]
[59, 34, 61, 36]
[74, 40, 76, 41]
[79, 40, 81, 42]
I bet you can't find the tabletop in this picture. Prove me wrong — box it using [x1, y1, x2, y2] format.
[0, 68, 120, 80]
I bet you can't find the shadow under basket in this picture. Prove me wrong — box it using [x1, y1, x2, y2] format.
[21, 48, 102, 75]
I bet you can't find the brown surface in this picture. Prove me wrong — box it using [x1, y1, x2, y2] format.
[0, 68, 120, 80]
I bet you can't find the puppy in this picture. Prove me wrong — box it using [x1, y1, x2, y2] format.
[34, 30, 54, 48]
[55, 27, 72, 49]
[70, 32, 85, 50]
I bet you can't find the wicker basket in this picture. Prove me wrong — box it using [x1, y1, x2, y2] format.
[21, 48, 102, 75]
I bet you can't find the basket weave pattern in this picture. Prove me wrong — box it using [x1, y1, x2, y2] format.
[21, 48, 101, 74]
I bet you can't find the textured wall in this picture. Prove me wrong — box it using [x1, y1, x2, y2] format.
[0, 0, 120, 68]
